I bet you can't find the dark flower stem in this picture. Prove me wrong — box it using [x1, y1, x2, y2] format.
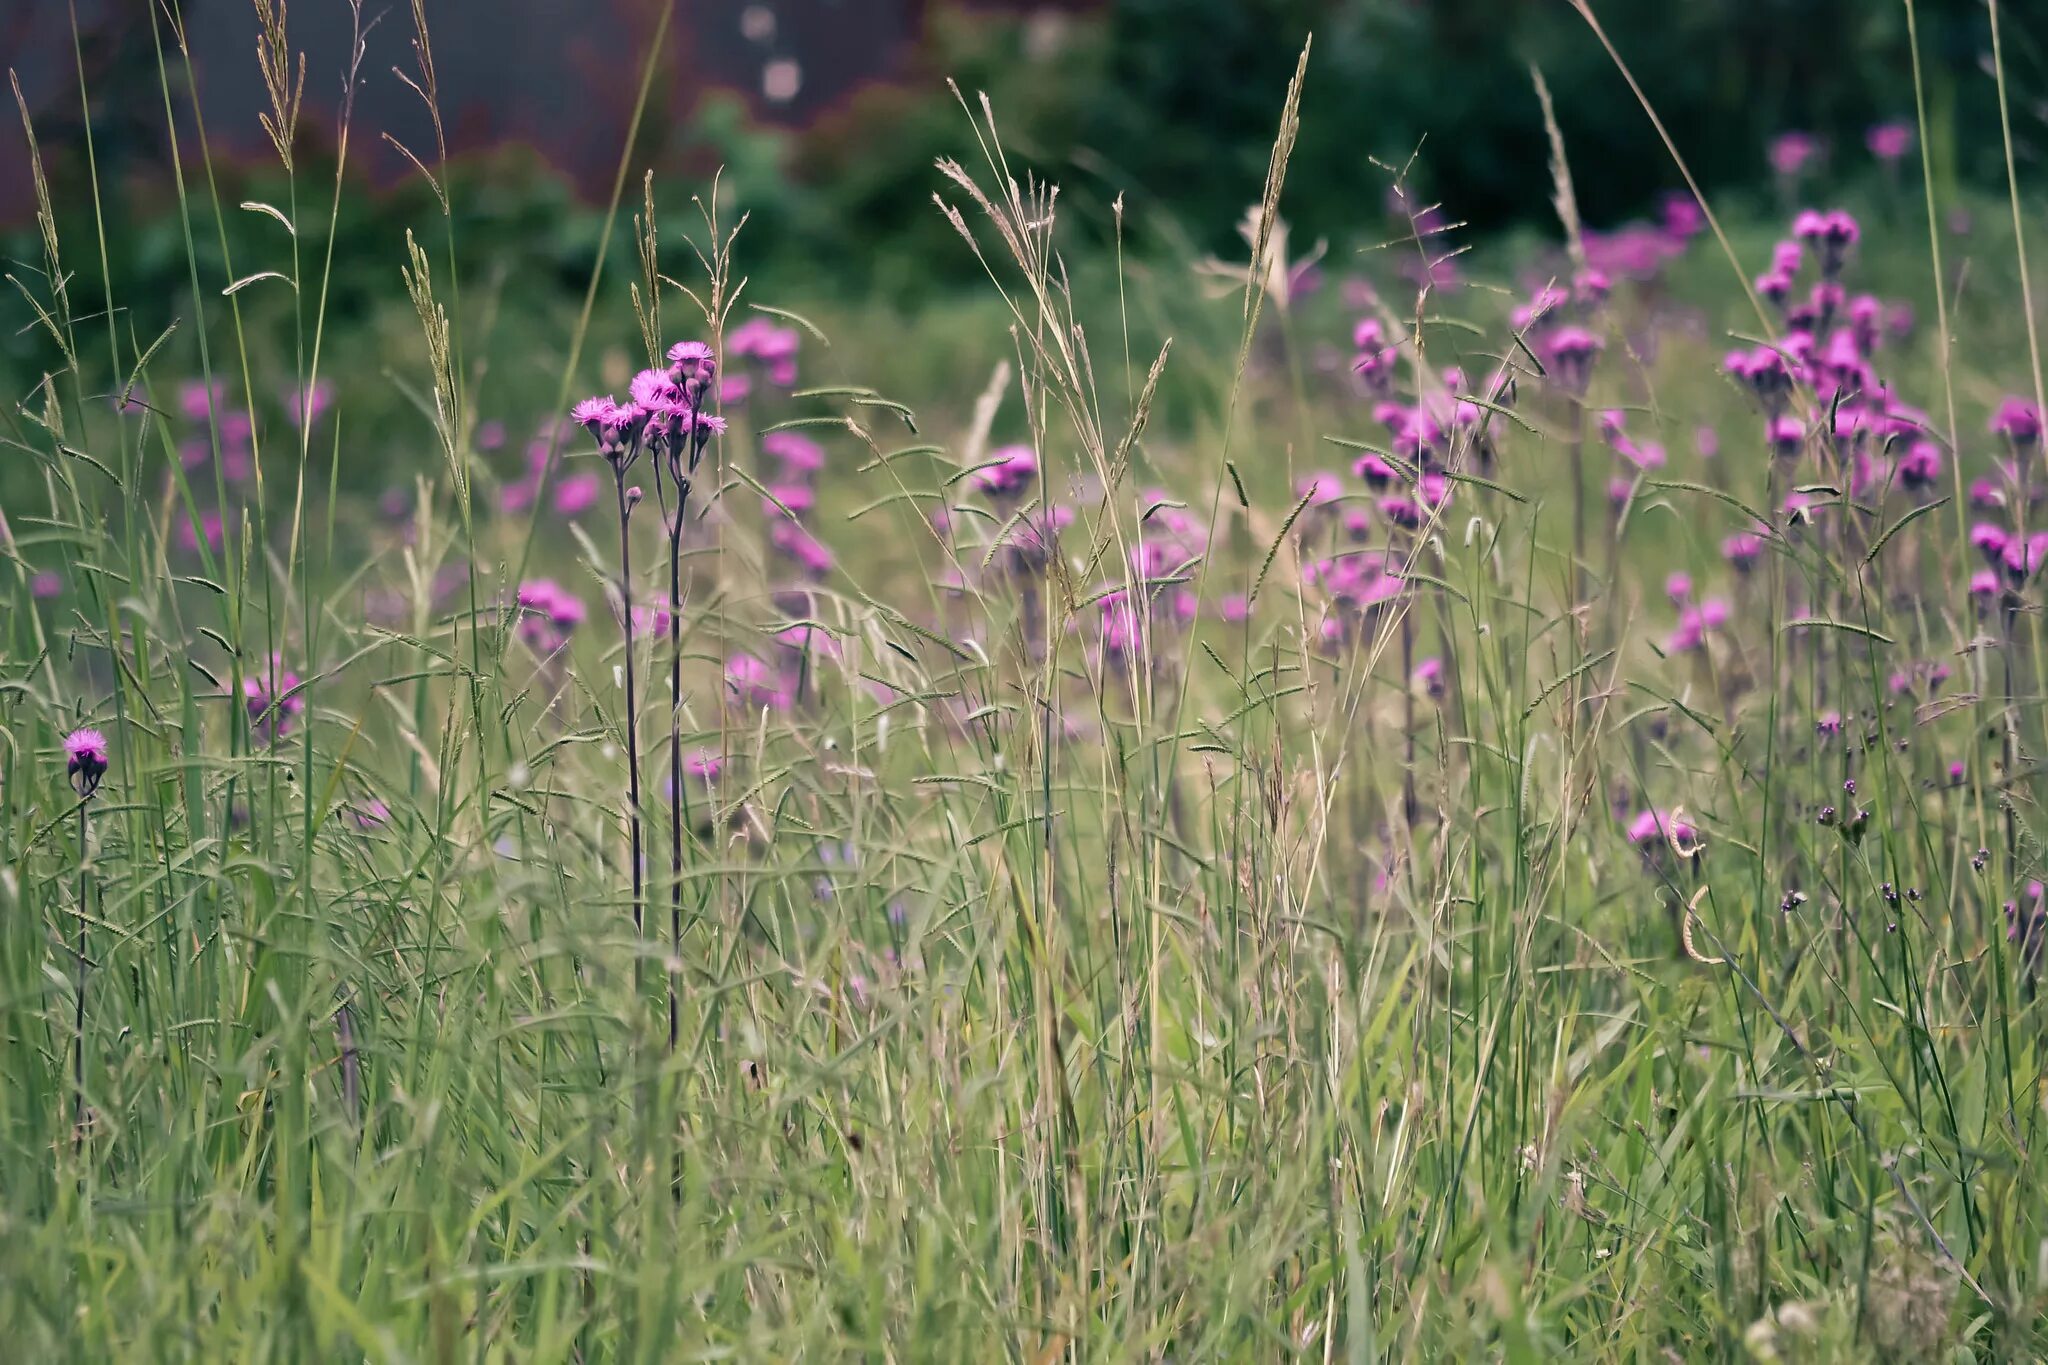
[614, 468, 645, 997]
[667, 478, 688, 1052]
[73, 798, 89, 1146]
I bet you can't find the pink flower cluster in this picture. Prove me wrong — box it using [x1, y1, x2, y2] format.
[515, 579, 587, 653]
[724, 318, 802, 402]
[243, 653, 306, 746]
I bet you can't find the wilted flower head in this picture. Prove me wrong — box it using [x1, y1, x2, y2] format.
[64, 727, 109, 796]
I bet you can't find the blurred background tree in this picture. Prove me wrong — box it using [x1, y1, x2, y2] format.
[0, 0, 2037, 341]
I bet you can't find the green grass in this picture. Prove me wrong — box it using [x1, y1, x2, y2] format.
[5, 8, 2048, 1362]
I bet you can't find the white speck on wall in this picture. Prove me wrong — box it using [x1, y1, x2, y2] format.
[763, 59, 801, 105]
[740, 5, 776, 43]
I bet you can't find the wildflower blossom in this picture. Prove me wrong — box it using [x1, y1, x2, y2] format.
[1991, 398, 2043, 448]
[726, 653, 793, 711]
[1865, 122, 1914, 163]
[1625, 808, 1701, 859]
[243, 655, 306, 745]
[64, 728, 109, 796]
[1543, 326, 1603, 392]
[763, 430, 826, 475]
[516, 579, 586, 652]
[286, 378, 335, 427]
[1769, 131, 1818, 179]
[667, 340, 716, 378]
[974, 445, 1039, 500]
[554, 472, 601, 517]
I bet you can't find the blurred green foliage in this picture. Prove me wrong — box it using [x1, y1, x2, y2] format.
[3, 0, 2039, 389]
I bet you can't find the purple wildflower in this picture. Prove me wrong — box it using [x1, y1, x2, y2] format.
[64, 728, 109, 796]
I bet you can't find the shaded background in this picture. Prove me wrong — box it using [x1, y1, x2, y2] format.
[0, 0, 2039, 405]
[6, 0, 2039, 287]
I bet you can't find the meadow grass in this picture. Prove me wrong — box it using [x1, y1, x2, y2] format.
[5, 6, 2048, 1361]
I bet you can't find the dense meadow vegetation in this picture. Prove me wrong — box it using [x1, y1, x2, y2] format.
[9, 4, 2048, 1360]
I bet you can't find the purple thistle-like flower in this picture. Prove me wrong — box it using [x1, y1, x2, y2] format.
[1413, 656, 1446, 699]
[764, 482, 815, 518]
[1866, 122, 1914, 163]
[1543, 326, 1604, 391]
[629, 367, 684, 418]
[1625, 808, 1701, 855]
[1379, 495, 1423, 530]
[243, 655, 306, 746]
[667, 340, 716, 377]
[973, 445, 1039, 500]
[1898, 440, 1942, 492]
[770, 522, 836, 579]
[763, 430, 826, 474]
[2005, 532, 2048, 582]
[1722, 532, 1763, 572]
[572, 396, 617, 433]
[554, 472, 601, 518]
[726, 653, 793, 712]
[64, 728, 109, 795]
[1770, 132, 1818, 178]
[1991, 398, 2043, 448]
[1352, 452, 1398, 488]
